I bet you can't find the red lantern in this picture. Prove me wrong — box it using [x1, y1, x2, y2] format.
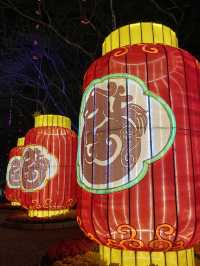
[20, 114, 77, 218]
[77, 22, 199, 265]
[5, 137, 24, 206]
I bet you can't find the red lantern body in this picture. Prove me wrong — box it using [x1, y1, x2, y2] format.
[77, 38, 200, 250]
[20, 115, 77, 217]
[5, 137, 24, 206]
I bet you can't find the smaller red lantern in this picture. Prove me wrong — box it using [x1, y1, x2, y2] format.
[20, 114, 77, 218]
[5, 137, 25, 206]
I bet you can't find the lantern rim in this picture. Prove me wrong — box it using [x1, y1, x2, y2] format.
[102, 22, 178, 55]
[99, 245, 195, 264]
[28, 209, 69, 218]
[34, 114, 71, 129]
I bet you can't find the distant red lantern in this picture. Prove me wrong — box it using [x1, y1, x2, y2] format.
[20, 114, 77, 218]
[5, 137, 25, 206]
[77, 22, 200, 265]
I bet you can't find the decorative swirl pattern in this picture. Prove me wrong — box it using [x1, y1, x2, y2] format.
[114, 47, 128, 57]
[149, 239, 173, 251]
[149, 224, 184, 251]
[171, 240, 185, 250]
[105, 223, 184, 251]
[107, 224, 144, 250]
[118, 225, 144, 249]
[66, 198, 76, 208]
[142, 45, 159, 54]
[106, 238, 121, 249]
[31, 200, 42, 209]
[31, 198, 70, 210]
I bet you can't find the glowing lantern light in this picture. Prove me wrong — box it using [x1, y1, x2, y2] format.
[20, 114, 77, 218]
[5, 137, 25, 206]
[77, 22, 200, 265]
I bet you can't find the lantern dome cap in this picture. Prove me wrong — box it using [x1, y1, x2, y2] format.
[34, 114, 71, 129]
[102, 22, 178, 55]
[17, 137, 25, 147]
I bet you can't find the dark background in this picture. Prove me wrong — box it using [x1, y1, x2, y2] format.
[0, 0, 199, 187]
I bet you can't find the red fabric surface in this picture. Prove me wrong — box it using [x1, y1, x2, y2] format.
[77, 44, 200, 251]
[20, 126, 77, 211]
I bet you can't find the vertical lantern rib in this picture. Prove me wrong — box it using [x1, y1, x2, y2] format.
[126, 28, 131, 231]
[48, 122, 51, 215]
[193, 60, 200, 244]
[140, 22, 143, 43]
[180, 50, 197, 247]
[32, 131, 35, 210]
[176, 251, 178, 265]
[169, 27, 173, 47]
[149, 252, 152, 265]
[90, 60, 101, 242]
[81, 75, 89, 233]
[145, 51, 156, 241]
[121, 249, 123, 265]
[91, 88, 95, 191]
[61, 124, 65, 209]
[41, 117, 44, 211]
[161, 24, 164, 44]
[186, 250, 189, 265]
[61, 123, 65, 209]
[151, 23, 154, 44]
[57, 117, 60, 210]
[135, 252, 137, 266]
[164, 252, 167, 266]
[126, 32, 130, 184]
[162, 45, 179, 244]
[107, 55, 112, 247]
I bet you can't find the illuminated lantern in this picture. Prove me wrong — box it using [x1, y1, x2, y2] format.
[77, 22, 200, 265]
[5, 137, 25, 206]
[20, 114, 77, 218]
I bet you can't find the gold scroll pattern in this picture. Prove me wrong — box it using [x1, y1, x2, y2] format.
[107, 223, 185, 251]
[27, 198, 74, 210]
[77, 218, 185, 251]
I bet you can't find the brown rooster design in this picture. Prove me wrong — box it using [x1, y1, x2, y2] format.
[22, 147, 50, 191]
[7, 157, 22, 188]
[81, 81, 147, 188]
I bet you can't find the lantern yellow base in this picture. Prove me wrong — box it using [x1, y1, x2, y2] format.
[28, 209, 69, 218]
[100, 245, 195, 266]
[11, 201, 21, 206]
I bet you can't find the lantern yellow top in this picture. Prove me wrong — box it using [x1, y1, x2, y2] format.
[102, 22, 178, 55]
[34, 114, 71, 129]
[17, 137, 25, 147]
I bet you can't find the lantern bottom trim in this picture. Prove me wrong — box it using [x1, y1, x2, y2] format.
[100, 245, 195, 266]
[28, 209, 69, 218]
[11, 201, 21, 206]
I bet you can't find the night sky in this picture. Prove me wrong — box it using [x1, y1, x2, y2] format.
[0, 0, 199, 186]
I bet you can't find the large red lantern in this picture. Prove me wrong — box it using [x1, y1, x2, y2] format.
[20, 114, 77, 218]
[77, 22, 199, 265]
[5, 137, 25, 206]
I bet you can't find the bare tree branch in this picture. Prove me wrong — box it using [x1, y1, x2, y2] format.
[0, 0, 93, 58]
[149, 0, 178, 26]
[110, 0, 116, 29]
